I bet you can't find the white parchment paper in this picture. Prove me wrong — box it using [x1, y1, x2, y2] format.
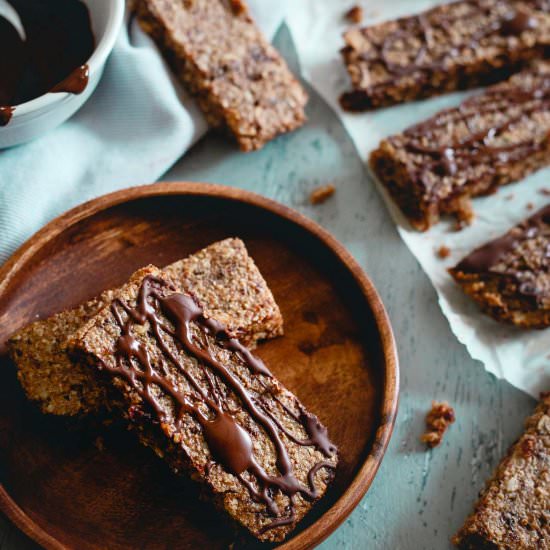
[287, 0, 550, 397]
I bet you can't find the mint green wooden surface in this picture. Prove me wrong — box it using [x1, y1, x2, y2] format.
[0, 25, 536, 550]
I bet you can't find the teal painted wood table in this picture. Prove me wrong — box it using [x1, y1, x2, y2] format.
[0, 26, 537, 550]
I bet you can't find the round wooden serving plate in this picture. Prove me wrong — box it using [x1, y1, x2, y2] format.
[0, 182, 398, 550]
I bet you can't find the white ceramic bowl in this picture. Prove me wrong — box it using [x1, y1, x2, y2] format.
[0, 0, 125, 148]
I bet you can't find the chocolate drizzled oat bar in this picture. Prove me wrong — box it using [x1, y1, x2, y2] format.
[453, 393, 550, 549]
[370, 62, 550, 231]
[450, 205, 550, 328]
[340, 0, 550, 111]
[134, 0, 308, 151]
[9, 239, 283, 416]
[70, 266, 337, 541]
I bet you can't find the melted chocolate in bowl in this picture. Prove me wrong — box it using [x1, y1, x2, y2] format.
[0, 0, 95, 126]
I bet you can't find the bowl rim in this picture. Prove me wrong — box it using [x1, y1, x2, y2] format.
[8, 0, 125, 119]
[0, 181, 400, 550]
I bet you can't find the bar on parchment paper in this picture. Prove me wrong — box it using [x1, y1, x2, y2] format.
[370, 62, 550, 231]
[449, 205, 550, 328]
[340, 0, 550, 111]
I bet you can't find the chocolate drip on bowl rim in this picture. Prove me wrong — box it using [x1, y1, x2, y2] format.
[0, 106, 14, 127]
[50, 65, 90, 95]
[0, 0, 94, 125]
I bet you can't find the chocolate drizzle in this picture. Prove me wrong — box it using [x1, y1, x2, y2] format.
[456, 233, 520, 274]
[340, 0, 547, 110]
[457, 205, 550, 272]
[0, 0, 94, 124]
[455, 205, 550, 303]
[400, 75, 550, 191]
[258, 394, 337, 458]
[100, 276, 337, 533]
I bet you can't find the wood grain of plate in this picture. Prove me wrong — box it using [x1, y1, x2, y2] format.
[0, 182, 399, 550]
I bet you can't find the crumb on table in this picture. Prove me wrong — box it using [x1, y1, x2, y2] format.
[421, 401, 455, 448]
[345, 5, 363, 24]
[310, 184, 336, 205]
[437, 246, 451, 259]
[527, 202, 534, 210]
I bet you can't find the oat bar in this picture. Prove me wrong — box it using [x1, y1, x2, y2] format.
[9, 239, 283, 416]
[70, 265, 337, 542]
[134, 0, 308, 151]
[340, 0, 550, 111]
[449, 206, 550, 328]
[453, 393, 550, 549]
[370, 62, 550, 231]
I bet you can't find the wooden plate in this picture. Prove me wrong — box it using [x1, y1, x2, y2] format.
[0, 182, 399, 550]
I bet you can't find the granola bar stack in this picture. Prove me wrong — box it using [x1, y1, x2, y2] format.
[8, 238, 338, 542]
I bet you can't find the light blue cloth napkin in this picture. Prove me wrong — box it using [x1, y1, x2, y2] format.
[0, 2, 286, 264]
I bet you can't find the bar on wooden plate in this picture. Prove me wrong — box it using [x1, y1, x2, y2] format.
[69, 265, 338, 541]
[9, 239, 283, 416]
[370, 62, 550, 231]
